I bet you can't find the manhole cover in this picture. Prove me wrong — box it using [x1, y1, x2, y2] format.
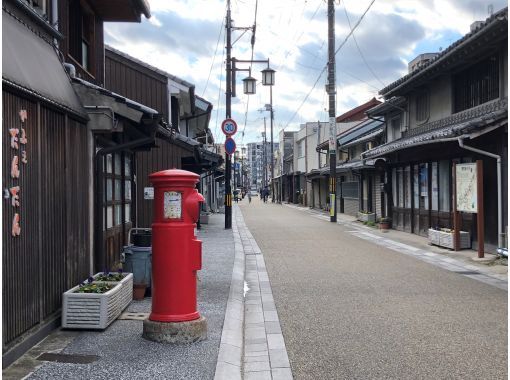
[118, 312, 149, 320]
[37, 353, 99, 364]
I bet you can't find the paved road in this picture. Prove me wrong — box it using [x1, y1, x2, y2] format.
[239, 200, 507, 380]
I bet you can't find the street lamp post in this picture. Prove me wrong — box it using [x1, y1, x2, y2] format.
[225, 0, 275, 226]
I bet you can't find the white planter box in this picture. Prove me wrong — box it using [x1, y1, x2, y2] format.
[92, 272, 133, 311]
[357, 212, 375, 223]
[428, 229, 471, 250]
[62, 282, 124, 329]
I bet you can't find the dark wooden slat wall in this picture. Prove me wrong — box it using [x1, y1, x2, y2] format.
[2, 91, 90, 349]
[66, 118, 91, 289]
[135, 142, 190, 228]
[40, 107, 67, 319]
[104, 52, 168, 118]
[3, 93, 39, 346]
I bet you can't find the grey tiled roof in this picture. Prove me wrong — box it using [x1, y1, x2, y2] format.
[363, 99, 507, 158]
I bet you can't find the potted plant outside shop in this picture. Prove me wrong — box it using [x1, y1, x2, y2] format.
[357, 211, 376, 223]
[93, 269, 133, 310]
[379, 217, 391, 230]
[428, 227, 471, 249]
[62, 278, 125, 329]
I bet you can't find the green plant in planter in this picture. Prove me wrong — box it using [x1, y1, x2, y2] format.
[379, 217, 391, 223]
[95, 269, 125, 282]
[366, 221, 376, 227]
[75, 278, 114, 294]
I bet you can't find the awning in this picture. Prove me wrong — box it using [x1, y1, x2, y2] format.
[306, 169, 326, 179]
[317, 158, 386, 176]
[2, 11, 86, 119]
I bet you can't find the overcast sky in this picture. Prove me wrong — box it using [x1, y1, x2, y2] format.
[104, 0, 507, 146]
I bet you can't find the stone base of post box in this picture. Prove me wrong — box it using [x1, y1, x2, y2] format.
[142, 316, 207, 344]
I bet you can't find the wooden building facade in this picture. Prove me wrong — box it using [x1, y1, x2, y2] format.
[2, 0, 151, 366]
[364, 9, 508, 251]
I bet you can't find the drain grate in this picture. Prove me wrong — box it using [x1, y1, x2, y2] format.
[117, 312, 149, 320]
[455, 271, 481, 275]
[37, 353, 99, 364]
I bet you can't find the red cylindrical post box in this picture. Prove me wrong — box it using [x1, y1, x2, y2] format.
[149, 169, 204, 322]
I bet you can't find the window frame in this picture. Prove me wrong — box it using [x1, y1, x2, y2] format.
[68, 0, 95, 76]
[415, 90, 430, 124]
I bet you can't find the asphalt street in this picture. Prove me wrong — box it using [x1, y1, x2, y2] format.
[239, 199, 507, 380]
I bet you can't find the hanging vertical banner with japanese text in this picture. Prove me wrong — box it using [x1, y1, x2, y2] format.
[328, 117, 336, 153]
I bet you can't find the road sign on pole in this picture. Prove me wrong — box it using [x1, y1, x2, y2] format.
[221, 118, 238, 136]
[225, 137, 236, 155]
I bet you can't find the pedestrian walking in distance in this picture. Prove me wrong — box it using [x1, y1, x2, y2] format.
[248, 192, 252, 203]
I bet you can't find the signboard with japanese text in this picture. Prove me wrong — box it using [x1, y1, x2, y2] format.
[8, 109, 28, 237]
[144, 187, 154, 200]
[164, 191, 182, 219]
[456, 163, 477, 213]
[328, 117, 336, 153]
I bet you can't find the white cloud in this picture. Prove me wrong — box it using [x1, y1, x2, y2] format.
[104, 0, 507, 144]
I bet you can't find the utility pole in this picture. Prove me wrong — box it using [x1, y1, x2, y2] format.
[327, 0, 337, 223]
[263, 118, 267, 188]
[224, 0, 232, 229]
[270, 86, 275, 202]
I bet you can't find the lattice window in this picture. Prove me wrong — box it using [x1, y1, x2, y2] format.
[454, 55, 499, 113]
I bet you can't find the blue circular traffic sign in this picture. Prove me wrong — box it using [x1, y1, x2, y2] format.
[224, 137, 236, 155]
[221, 118, 238, 136]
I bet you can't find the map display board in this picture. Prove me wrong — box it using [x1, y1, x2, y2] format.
[456, 163, 477, 213]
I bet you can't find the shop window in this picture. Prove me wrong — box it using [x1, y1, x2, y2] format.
[69, 0, 95, 74]
[413, 165, 419, 209]
[397, 168, 404, 207]
[104, 153, 133, 229]
[419, 163, 429, 210]
[392, 168, 397, 207]
[431, 162, 438, 210]
[404, 166, 411, 208]
[454, 55, 499, 113]
[439, 160, 450, 212]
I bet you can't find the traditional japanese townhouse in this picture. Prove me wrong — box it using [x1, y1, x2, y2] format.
[2, 0, 151, 366]
[364, 8, 508, 252]
[104, 46, 221, 227]
[274, 130, 296, 203]
[305, 122, 330, 209]
[335, 117, 385, 218]
[312, 99, 381, 212]
[293, 122, 324, 207]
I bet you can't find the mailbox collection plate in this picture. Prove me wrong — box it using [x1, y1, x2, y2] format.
[164, 191, 182, 219]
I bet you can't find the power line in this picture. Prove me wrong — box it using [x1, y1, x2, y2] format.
[282, 0, 377, 131]
[240, 0, 258, 146]
[342, 1, 385, 88]
[214, 37, 226, 144]
[202, 12, 225, 97]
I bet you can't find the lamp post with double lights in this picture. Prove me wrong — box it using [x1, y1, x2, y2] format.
[224, 0, 275, 228]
